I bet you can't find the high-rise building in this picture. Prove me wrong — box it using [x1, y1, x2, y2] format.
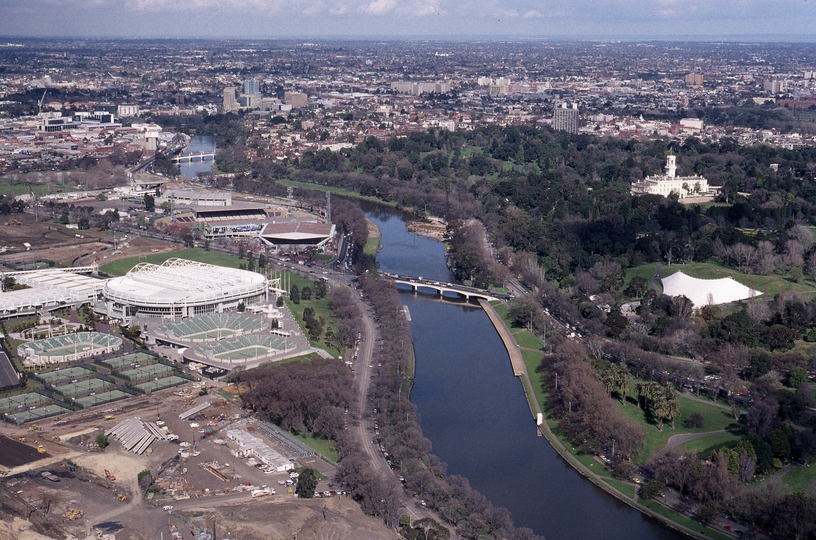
[244, 78, 260, 95]
[763, 80, 785, 94]
[553, 102, 579, 134]
[684, 73, 704, 86]
[222, 87, 237, 113]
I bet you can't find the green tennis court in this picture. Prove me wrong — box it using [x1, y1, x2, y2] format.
[5, 403, 70, 425]
[135, 376, 188, 394]
[0, 392, 50, 412]
[35, 366, 96, 385]
[52, 377, 112, 397]
[74, 389, 131, 408]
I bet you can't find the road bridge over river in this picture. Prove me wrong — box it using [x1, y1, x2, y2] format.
[389, 274, 497, 301]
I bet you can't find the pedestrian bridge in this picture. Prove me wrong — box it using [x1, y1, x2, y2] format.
[391, 276, 493, 301]
[171, 151, 215, 162]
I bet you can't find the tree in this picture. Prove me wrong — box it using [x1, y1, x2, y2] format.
[290, 284, 300, 304]
[295, 468, 318, 498]
[788, 366, 808, 388]
[143, 193, 155, 212]
[160, 201, 171, 214]
[684, 412, 704, 429]
[96, 432, 109, 449]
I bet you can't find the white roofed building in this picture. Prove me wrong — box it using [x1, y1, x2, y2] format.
[630, 155, 711, 199]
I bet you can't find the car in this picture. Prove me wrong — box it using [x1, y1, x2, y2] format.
[163, 505, 173, 511]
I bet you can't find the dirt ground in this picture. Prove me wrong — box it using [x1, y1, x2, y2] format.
[0, 212, 176, 267]
[0, 381, 396, 540]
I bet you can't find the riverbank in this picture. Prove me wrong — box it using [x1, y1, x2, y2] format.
[478, 299, 730, 540]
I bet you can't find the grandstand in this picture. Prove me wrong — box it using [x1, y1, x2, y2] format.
[102, 258, 268, 323]
[155, 313, 265, 342]
[188, 334, 296, 368]
[18, 333, 123, 366]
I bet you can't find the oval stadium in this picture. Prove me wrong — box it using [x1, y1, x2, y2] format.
[102, 258, 268, 323]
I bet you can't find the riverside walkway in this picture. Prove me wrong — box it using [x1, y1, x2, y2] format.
[478, 299, 525, 377]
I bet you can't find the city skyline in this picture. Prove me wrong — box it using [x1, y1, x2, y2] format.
[1, 0, 815, 40]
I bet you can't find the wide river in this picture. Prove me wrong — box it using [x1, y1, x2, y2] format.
[363, 202, 684, 540]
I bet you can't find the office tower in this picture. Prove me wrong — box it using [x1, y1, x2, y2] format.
[222, 87, 237, 113]
[553, 102, 579, 134]
[244, 78, 260, 96]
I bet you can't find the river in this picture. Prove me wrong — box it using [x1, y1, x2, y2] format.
[363, 203, 684, 540]
[178, 135, 216, 179]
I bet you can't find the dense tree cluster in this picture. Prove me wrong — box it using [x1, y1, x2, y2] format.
[234, 357, 353, 441]
[543, 340, 646, 461]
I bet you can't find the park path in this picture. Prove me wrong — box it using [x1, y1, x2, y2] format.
[663, 430, 729, 451]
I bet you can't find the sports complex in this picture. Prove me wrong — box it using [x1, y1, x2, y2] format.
[17, 332, 123, 366]
[101, 258, 268, 323]
[153, 313, 303, 370]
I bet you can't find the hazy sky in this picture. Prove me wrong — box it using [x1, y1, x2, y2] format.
[1, 0, 815, 40]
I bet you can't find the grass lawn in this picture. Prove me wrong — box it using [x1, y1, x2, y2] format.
[513, 329, 544, 350]
[276, 179, 396, 207]
[491, 301, 511, 322]
[624, 263, 662, 288]
[364, 237, 379, 257]
[522, 349, 546, 407]
[678, 432, 743, 457]
[781, 461, 816, 493]
[290, 432, 339, 463]
[280, 271, 341, 357]
[615, 391, 741, 463]
[100, 248, 244, 276]
[640, 500, 732, 540]
[604, 478, 636, 499]
[658, 262, 816, 298]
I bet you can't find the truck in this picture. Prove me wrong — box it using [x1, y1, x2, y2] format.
[251, 488, 275, 498]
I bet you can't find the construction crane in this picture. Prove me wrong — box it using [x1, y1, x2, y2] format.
[27, 183, 38, 222]
[37, 89, 47, 115]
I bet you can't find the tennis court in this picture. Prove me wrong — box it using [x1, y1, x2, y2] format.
[52, 377, 112, 397]
[186, 329, 236, 340]
[135, 376, 188, 394]
[0, 392, 50, 413]
[73, 389, 131, 409]
[214, 346, 277, 361]
[35, 366, 96, 385]
[4, 403, 70, 425]
[116, 364, 173, 382]
[98, 351, 157, 370]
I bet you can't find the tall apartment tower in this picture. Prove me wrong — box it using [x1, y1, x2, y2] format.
[243, 78, 260, 95]
[222, 87, 237, 113]
[684, 73, 704, 86]
[553, 102, 579, 134]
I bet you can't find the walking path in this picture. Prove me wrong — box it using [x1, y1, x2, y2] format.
[478, 299, 525, 378]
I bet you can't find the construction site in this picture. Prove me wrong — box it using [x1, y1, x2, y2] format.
[0, 378, 376, 540]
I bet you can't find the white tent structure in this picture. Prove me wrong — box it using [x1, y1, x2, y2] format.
[661, 271, 760, 307]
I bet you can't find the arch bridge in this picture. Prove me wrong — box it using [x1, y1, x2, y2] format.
[391, 276, 494, 301]
[171, 151, 215, 163]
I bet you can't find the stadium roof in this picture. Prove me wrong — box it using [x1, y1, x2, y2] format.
[103, 258, 266, 306]
[261, 221, 334, 245]
[661, 271, 760, 307]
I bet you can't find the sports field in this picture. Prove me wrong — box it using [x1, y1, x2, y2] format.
[35, 366, 96, 385]
[52, 377, 112, 397]
[116, 364, 173, 382]
[5, 403, 71, 425]
[135, 376, 188, 394]
[74, 389, 131, 409]
[98, 351, 156, 370]
[214, 346, 275, 361]
[0, 392, 50, 412]
[187, 329, 236, 340]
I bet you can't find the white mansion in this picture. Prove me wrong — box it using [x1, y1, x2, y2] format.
[630, 155, 712, 199]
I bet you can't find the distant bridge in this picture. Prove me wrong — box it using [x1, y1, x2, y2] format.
[390, 275, 495, 301]
[171, 151, 215, 163]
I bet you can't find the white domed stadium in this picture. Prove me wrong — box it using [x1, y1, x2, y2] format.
[102, 258, 267, 323]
